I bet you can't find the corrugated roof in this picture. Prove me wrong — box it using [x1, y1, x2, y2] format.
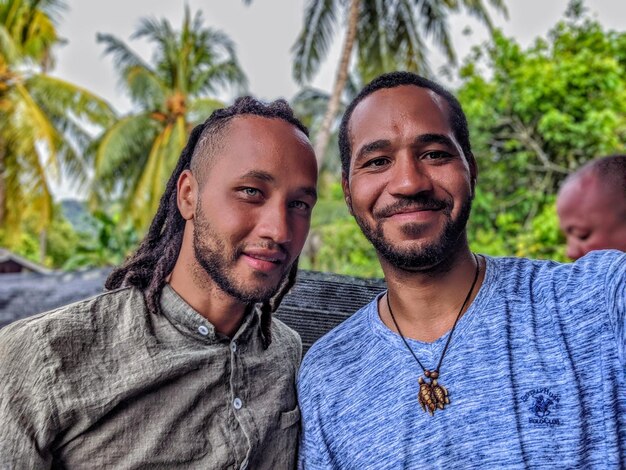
[275, 271, 386, 352]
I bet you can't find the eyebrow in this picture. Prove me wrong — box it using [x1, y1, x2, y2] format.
[355, 139, 392, 162]
[413, 133, 456, 148]
[240, 170, 275, 183]
[239, 170, 318, 199]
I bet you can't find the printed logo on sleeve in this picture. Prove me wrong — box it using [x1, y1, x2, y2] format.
[521, 388, 562, 427]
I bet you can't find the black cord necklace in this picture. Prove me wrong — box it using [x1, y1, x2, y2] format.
[386, 253, 481, 415]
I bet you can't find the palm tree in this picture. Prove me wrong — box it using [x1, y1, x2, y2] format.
[92, 7, 247, 230]
[292, 72, 364, 175]
[0, 0, 114, 256]
[291, 0, 508, 168]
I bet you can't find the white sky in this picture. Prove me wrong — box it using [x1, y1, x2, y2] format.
[49, 0, 625, 198]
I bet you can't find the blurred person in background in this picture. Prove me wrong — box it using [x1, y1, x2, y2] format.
[557, 154, 626, 260]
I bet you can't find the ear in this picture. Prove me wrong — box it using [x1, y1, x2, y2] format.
[177, 170, 198, 220]
[341, 172, 354, 216]
[467, 152, 478, 199]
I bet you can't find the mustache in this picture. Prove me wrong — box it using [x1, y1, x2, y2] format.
[374, 195, 450, 218]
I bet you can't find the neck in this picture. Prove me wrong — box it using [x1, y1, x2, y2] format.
[379, 248, 484, 342]
[168, 231, 247, 338]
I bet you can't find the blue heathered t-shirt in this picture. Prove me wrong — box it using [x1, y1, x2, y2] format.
[298, 251, 626, 469]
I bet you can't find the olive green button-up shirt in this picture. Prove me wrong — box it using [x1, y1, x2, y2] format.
[0, 285, 301, 469]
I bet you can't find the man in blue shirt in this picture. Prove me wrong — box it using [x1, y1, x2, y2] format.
[298, 71, 625, 469]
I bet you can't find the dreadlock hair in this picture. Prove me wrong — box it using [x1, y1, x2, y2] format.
[338, 71, 474, 178]
[106, 96, 310, 349]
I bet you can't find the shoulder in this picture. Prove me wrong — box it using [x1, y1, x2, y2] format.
[481, 251, 625, 328]
[486, 250, 624, 294]
[0, 287, 142, 366]
[270, 316, 302, 360]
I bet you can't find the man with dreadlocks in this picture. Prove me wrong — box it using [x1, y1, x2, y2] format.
[0, 97, 318, 469]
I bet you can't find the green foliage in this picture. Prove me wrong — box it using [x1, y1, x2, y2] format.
[91, 7, 247, 230]
[63, 210, 139, 270]
[301, 181, 383, 278]
[304, 218, 383, 278]
[292, 0, 507, 84]
[0, 202, 80, 268]
[458, 2, 626, 259]
[0, 0, 114, 243]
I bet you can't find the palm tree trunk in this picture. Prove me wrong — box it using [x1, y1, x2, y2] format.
[313, 0, 360, 170]
[0, 141, 5, 226]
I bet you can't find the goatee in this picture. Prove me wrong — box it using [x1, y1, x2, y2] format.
[353, 193, 472, 271]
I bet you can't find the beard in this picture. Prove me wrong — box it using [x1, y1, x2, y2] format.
[192, 204, 289, 304]
[353, 193, 472, 271]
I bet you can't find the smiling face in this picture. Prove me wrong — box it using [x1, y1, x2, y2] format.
[342, 85, 476, 271]
[181, 115, 317, 304]
[557, 171, 626, 260]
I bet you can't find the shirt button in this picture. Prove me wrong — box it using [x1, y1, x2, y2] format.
[198, 325, 209, 336]
[233, 397, 243, 410]
[230, 341, 237, 353]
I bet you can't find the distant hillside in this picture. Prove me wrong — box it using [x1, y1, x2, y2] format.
[61, 199, 97, 235]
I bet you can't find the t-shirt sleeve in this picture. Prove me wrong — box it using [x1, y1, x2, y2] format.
[297, 359, 334, 469]
[0, 321, 56, 468]
[604, 251, 626, 367]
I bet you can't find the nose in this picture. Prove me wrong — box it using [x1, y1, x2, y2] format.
[258, 202, 292, 245]
[566, 241, 584, 261]
[387, 154, 434, 197]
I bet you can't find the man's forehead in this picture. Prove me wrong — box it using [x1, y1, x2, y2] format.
[559, 172, 613, 212]
[350, 86, 451, 137]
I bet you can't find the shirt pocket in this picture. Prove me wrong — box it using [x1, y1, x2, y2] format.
[280, 406, 300, 430]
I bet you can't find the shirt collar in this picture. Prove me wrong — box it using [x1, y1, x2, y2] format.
[159, 284, 260, 344]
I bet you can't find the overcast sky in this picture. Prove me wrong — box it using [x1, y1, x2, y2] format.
[49, 0, 625, 197]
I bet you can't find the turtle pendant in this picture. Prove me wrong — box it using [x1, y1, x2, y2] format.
[417, 369, 450, 415]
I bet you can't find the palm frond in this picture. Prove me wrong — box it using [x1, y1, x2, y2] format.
[417, 0, 455, 64]
[292, 0, 339, 84]
[91, 114, 159, 203]
[461, 0, 508, 32]
[187, 97, 224, 124]
[123, 127, 166, 227]
[27, 74, 115, 126]
[0, 24, 18, 64]
[123, 65, 167, 111]
[96, 32, 153, 78]
[192, 59, 248, 96]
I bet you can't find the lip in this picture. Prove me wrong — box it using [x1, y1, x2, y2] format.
[386, 208, 440, 222]
[242, 250, 286, 273]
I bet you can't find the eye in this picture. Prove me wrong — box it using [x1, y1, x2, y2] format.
[575, 232, 590, 241]
[364, 157, 390, 168]
[423, 150, 451, 160]
[567, 228, 590, 241]
[238, 187, 263, 199]
[289, 200, 311, 212]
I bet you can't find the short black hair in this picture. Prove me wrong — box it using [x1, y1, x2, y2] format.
[338, 71, 473, 177]
[190, 97, 309, 184]
[565, 154, 626, 198]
